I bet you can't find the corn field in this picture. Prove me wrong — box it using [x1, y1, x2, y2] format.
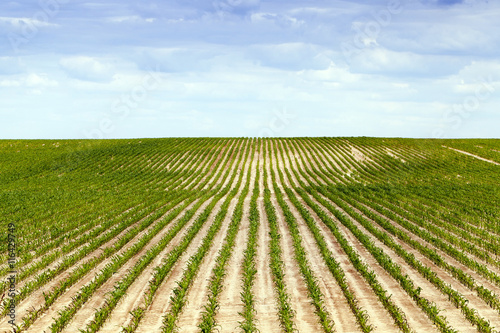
[1, 137, 500, 333]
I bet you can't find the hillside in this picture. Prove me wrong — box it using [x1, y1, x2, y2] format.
[1, 137, 500, 332]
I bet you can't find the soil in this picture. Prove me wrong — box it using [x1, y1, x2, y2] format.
[6, 139, 500, 333]
[443, 146, 500, 165]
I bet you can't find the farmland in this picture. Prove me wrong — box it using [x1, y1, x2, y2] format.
[1, 137, 500, 332]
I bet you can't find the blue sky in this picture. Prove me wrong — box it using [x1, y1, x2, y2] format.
[1, 0, 499, 139]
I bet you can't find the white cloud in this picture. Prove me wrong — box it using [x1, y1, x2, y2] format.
[347, 47, 464, 77]
[250, 12, 304, 28]
[247, 43, 332, 71]
[0, 17, 58, 28]
[25, 73, 58, 87]
[448, 61, 500, 96]
[299, 62, 359, 84]
[2, 0, 500, 139]
[59, 56, 115, 82]
[106, 16, 156, 23]
[0, 73, 58, 88]
[0, 79, 21, 87]
[134, 47, 230, 73]
[212, 0, 260, 15]
[454, 61, 500, 83]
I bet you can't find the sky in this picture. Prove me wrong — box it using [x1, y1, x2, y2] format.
[1, 0, 499, 139]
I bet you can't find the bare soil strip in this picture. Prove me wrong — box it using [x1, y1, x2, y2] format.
[253, 147, 282, 333]
[175, 152, 252, 332]
[279, 148, 400, 332]
[444, 146, 500, 165]
[296, 192, 399, 332]
[215, 151, 258, 332]
[0, 201, 178, 331]
[271, 196, 325, 332]
[288, 191, 360, 332]
[175, 206, 238, 332]
[280, 140, 312, 187]
[131, 195, 227, 333]
[353, 199, 500, 319]
[292, 140, 325, 186]
[361, 198, 500, 280]
[350, 201, 500, 329]
[276, 143, 360, 332]
[133, 143, 247, 333]
[351, 146, 369, 163]
[26, 199, 201, 333]
[78, 197, 214, 333]
[320, 193, 476, 333]
[265, 144, 325, 332]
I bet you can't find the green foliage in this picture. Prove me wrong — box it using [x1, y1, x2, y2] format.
[1, 137, 500, 332]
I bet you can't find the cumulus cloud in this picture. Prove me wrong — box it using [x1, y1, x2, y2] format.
[0, 16, 58, 29]
[299, 63, 359, 84]
[133, 47, 233, 73]
[247, 43, 333, 71]
[176, 0, 260, 17]
[0, 79, 21, 87]
[347, 47, 465, 77]
[212, 0, 260, 16]
[25, 73, 58, 87]
[2, 0, 500, 139]
[59, 56, 115, 82]
[455, 61, 500, 82]
[0, 73, 58, 88]
[251, 12, 304, 29]
[106, 16, 156, 23]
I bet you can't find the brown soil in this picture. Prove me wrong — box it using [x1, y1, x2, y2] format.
[7, 139, 500, 333]
[319, 193, 476, 332]
[252, 143, 282, 332]
[214, 150, 258, 332]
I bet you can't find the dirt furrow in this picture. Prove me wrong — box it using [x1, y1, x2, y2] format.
[274, 144, 360, 332]
[280, 140, 311, 187]
[15, 203, 159, 294]
[134, 141, 247, 333]
[290, 194, 360, 332]
[102, 195, 222, 333]
[359, 198, 500, 282]
[265, 143, 323, 332]
[253, 144, 282, 333]
[215, 152, 258, 332]
[271, 196, 324, 332]
[276, 139, 389, 332]
[62, 197, 211, 333]
[349, 199, 500, 325]
[175, 160, 251, 332]
[319, 193, 476, 333]
[290, 192, 397, 332]
[174, 197, 241, 332]
[444, 146, 500, 165]
[25, 200, 198, 333]
[0, 202, 177, 331]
